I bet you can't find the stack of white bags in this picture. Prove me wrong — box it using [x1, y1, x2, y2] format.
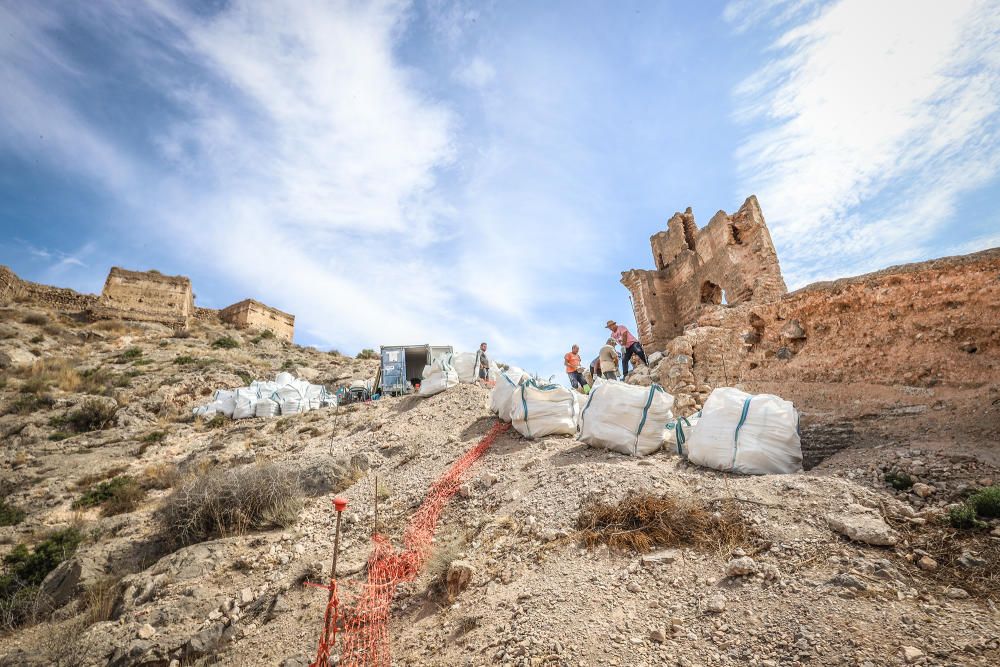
[418, 356, 460, 397]
[193, 371, 335, 420]
[486, 372, 802, 474]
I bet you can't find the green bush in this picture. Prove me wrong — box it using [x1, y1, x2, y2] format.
[947, 504, 984, 529]
[885, 471, 913, 490]
[0, 499, 26, 526]
[141, 431, 167, 444]
[72, 476, 146, 516]
[211, 337, 240, 350]
[0, 528, 83, 628]
[204, 414, 227, 429]
[121, 347, 142, 360]
[65, 399, 118, 432]
[47, 432, 72, 442]
[29, 335, 43, 344]
[174, 355, 195, 365]
[251, 330, 275, 344]
[968, 486, 1000, 518]
[356, 348, 378, 360]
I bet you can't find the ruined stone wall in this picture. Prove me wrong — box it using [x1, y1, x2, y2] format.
[622, 196, 787, 350]
[657, 248, 1000, 415]
[94, 267, 193, 328]
[0, 265, 98, 311]
[219, 299, 295, 342]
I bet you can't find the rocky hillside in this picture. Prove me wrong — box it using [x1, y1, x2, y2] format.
[0, 301, 998, 666]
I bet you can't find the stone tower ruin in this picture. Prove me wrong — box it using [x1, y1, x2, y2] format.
[95, 267, 194, 329]
[621, 195, 787, 350]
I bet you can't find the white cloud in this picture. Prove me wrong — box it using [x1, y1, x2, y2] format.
[728, 0, 1000, 286]
[455, 56, 496, 88]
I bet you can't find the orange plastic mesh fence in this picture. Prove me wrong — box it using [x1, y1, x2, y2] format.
[309, 419, 510, 667]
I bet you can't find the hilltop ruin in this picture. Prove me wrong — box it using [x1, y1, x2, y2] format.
[0, 265, 296, 341]
[621, 195, 786, 350]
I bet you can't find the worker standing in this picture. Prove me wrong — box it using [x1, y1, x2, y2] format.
[564, 344, 587, 393]
[598, 338, 620, 380]
[606, 320, 647, 377]
[475, 342, 491, 383]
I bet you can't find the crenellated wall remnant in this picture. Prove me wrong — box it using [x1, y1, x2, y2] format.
[0, 265, 99, 310]
[0, 265, 297, 341]
[93, 267, 194, 329]
[621, 195, 787, 351]
[219, 298, 295, 342]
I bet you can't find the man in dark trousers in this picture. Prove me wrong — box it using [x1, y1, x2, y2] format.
[606, 319, 647, 377]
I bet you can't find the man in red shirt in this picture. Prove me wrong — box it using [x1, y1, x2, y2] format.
[564, 344, 587, 393]
[606, 320, 647, 377]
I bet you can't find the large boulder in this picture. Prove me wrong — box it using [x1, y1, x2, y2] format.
[0, 347, 37, 370]
[39, 551, 107, 609]
[445, 560, 475, 600]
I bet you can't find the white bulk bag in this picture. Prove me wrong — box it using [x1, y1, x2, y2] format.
[579, 380, 675, 456]
[233, 396, 255, 420]
[686, 388, 801, 474]
[510, 380, 578, 439]
[664, 411, 701, 456]
[452, 352, 479, 383]
[255, 398, 280, 418]
[419, 357, 459, 397]
[489, 367, 525, 421]
[275, 372, 295, 386]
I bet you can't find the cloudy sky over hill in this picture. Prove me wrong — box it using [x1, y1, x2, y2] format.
[1, 0, 998, 379]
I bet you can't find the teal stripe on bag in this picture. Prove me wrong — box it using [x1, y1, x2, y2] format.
[730, 396, 753, 470]
[633, 385, 662, 456]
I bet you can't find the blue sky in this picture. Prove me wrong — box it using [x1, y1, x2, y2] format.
[1, 0, 999, 382]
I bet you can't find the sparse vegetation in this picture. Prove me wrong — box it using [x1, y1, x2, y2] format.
[157, 464, 302, 545]
[116, 346, 143, 363]
[47, 431, 72, 442]
[73, 475, 146, 516]
[251, 330, 275, 344]
[211, 336, 240, 349]
[356, 348, 378, 360]
[0, 499, 26, 527]
[576, 492, 760, 554]
[29, 334, 43, 344]
[204, 414, 227, 429]
[81, 576, 121, 626]
[21, 313, 48, 326]
[968, 485, 1000, 518]
[0, 528, 83, 629]
[141, 430, 167, 444]
[3, 393, 55, 415]
[141, 463, 180, 490]
[885, 471, 914, 490]
[947, 504, 983, 529]
[64, 398, 118, 432]
[174, 355, 195, 365]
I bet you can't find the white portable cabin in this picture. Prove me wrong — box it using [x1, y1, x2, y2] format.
[378, 344, 454, 396]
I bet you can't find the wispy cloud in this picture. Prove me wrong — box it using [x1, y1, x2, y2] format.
[728, 0, 1000, 286]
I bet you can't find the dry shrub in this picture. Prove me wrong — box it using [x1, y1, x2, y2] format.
[92, 320, 126, 334]
[82, 576, 121, 625]
[886, 515, 1000, 599]
[576, 492, 760, 554]
[12, 358, 81, 395]
[157, 464, 302, 545]
[74, 466, 128, 490]
[141, 463, 180, 490]
[21, 313, 48, 326]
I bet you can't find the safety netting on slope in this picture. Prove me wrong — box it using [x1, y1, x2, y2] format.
[309, 419, 511, 667]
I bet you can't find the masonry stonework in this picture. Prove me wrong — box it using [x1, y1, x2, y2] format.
[94, 267, 194, 328]
[621, 195, 787, 350]
[219, 299, 295, 342]
[0, 265, 99, 310]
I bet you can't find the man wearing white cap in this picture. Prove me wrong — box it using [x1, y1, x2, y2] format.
[606, 319, 647, 377]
